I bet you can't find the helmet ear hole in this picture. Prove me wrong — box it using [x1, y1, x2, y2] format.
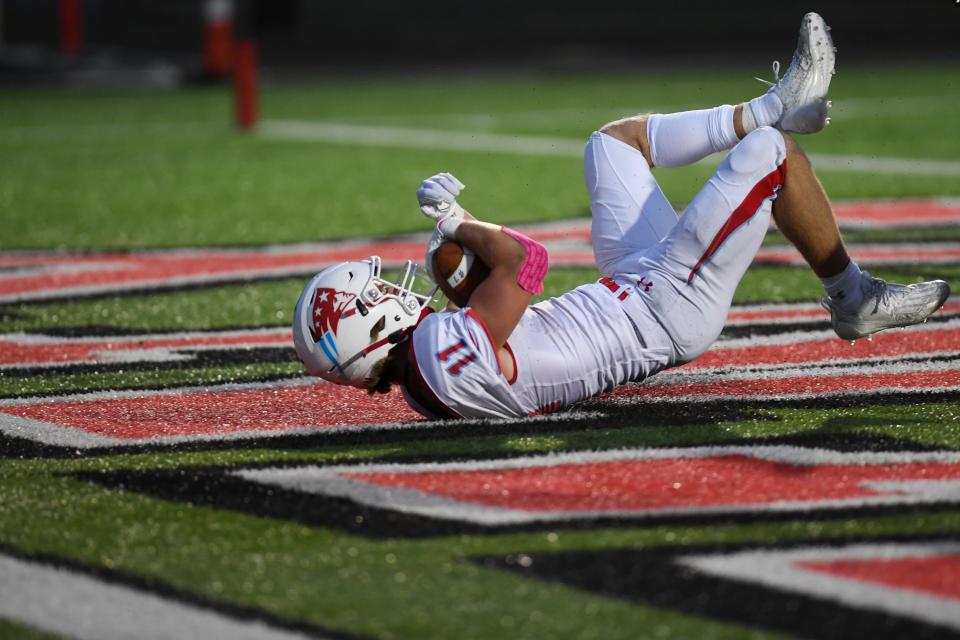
[369, 315, 386, 340]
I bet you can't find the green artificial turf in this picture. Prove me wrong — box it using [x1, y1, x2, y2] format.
[0, 279, 305, 334]
[3, 64, 959, 250]
[2, 65, 960, 640]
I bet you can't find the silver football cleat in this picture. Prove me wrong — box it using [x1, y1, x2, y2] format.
[822, 273, 951, 341]
[756, 12, 837, 134]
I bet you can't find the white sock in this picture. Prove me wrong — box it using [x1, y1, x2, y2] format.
[647, 105, 739, 168]
[821, 260, 865, 310]
[742, 92, 784, 133]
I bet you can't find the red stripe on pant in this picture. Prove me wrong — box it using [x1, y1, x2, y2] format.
[687, 160, 787, 284]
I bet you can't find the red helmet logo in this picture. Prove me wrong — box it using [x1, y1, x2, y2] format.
[311, 288, 356, 337]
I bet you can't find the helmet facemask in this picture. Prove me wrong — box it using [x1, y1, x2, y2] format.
[364, 257, 437, 320]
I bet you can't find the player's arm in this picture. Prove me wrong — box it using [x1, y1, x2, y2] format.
[449, 219, 533, 347]
[417, 173, 548, 347]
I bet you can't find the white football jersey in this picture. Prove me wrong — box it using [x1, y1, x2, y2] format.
[403, 280, 673, 419]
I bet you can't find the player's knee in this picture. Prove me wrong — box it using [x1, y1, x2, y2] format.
[672, 311, 726, 364]
[741, 126, 785, 157]
[599, 117, 646, 148]
[726, 126, 786, 177]
[598, 119, 628, 143]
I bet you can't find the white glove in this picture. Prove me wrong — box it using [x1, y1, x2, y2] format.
[423, 225, 445, 283]
[416, 173, 465, 222]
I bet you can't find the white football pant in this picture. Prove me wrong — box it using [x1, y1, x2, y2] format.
[583, 126, 787, 364]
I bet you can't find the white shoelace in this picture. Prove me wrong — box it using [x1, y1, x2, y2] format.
[754, 60, 781, 88]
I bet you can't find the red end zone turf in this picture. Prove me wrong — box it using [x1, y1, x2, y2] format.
[3, 199, 958, 303]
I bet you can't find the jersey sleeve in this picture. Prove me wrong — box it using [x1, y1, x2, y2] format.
[403, 309, 525, 419]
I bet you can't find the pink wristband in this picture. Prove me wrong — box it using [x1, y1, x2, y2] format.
[501, 226, 549, 294]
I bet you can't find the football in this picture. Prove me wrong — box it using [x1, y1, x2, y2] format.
[431, 239, 490, 307]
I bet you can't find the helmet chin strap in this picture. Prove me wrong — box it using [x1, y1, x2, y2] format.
[332, 307, 433, 373]
[335, 335, 393, 372]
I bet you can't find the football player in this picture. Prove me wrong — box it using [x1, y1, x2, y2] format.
[293, 12, 950, 419]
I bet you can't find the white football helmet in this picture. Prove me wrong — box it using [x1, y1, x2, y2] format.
[293, 256, 438, 388]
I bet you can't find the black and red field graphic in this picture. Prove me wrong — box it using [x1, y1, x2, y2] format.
[235, 446, 960, 525]
[485, 539, 960, 639]
[0, 380, 418, 448]
[679, 542, 960, 631]
[2, 301, 957, 449]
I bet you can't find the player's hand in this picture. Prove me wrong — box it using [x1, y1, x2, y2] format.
[417, 173, 465, 222]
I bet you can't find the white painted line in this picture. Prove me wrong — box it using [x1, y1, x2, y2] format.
[258, 120, 586, 157]
[259, 120, 960, 176]
[834, 95, 954, 117]
[241, 445, 960, 479]
[0, 411, 124, 448]
[0, 553, 321, 640]
[806, 154, 960, 178]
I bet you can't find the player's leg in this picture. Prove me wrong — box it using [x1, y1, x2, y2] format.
[586, 103, 778, 277]
[598, 100, 778, 169]
[586, 10, 835, 278]
[584, 102, 778, 279]
[618, 11, 836, 171]
[583, 126, 678, 277]
[774, 137, 950, 342]
[626, 126, 788, 363]
[631, 129, 950, 364]
[771, 135, 848, 277]
[645, 101, 777, 169]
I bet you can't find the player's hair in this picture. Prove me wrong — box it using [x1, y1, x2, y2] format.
[365, 341, 408, 395]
